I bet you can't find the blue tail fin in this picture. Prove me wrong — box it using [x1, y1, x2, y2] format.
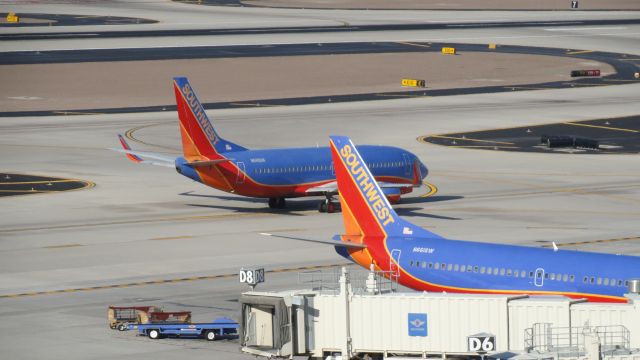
[173, 77, 247, 157]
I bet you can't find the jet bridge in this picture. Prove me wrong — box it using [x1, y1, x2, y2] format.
[239, 268, 640, 360]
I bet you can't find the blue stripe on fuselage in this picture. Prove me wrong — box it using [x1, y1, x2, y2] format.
[226, 145, 421, 186]
[387, 236, 640, 298]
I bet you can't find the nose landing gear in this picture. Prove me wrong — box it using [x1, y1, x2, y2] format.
[268, 197, 286, 209]
[318, 197, 338, 213]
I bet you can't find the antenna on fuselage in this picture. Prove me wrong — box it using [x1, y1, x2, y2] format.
[552, 242, 559, 252]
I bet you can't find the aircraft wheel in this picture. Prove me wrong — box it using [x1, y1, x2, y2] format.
[276, 197, 286, 209]
[268, 197, 277, 208]
[327, 202, 336, 213]
[319, 201, 327, 213]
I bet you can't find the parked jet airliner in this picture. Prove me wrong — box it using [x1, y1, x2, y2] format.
[263, 136, 640, 302]
[116, 77, 428, 212]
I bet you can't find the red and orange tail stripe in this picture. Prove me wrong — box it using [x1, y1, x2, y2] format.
[173, 77, 221, 159]
[330, 136, 395, 239]
[118, 134, 142, 163]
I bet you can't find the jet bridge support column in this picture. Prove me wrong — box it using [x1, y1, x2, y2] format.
[340, 267, 352, 359]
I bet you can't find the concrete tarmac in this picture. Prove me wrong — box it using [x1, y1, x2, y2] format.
[2, 82, 640, 359]
[1, 2, 639, 359]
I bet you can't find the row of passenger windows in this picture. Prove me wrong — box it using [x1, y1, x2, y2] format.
[407, 260, 630, 288]
[254, 164, 332, 174]
[584, 276, 628, 287]
[253, 161, 408, 175]
[408, 261, 550, 280]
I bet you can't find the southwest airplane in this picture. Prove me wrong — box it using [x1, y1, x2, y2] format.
[263, 136, 640, 303]
[116, 77, 428, 212]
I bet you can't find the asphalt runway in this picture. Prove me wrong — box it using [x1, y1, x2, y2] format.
[4, 18, 640, 41]
[421, 115, 640, 154]
[1, 42, 635, 116]
[0, 173, 94, 197]
[1, 2, 640, 360]
[0, 13, 156, 27]
[187, 0, 640, 11]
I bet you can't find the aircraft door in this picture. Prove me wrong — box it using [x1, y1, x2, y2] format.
[402, 154, 412, 177]
[534, 268, 545, 287]
[236, 162, 246, 184]
[390, 249, 401, 280]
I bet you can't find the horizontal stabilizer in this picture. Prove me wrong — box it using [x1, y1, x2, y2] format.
[186, 159, 230, 167]
[111, 148, 176, 164]
[260, 233, 367, 249]
[114, 133, 177, 168]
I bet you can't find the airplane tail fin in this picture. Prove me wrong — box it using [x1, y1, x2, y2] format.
[330, 135, 444, 240]
[172, 77, 246, 160]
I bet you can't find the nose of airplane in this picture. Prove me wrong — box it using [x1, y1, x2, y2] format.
[418, 158, 429, 179]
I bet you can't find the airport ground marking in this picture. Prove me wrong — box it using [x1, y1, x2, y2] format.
[541, 236, 640, 248]
[434, 171, 640, 204]
[563, 122, 638, 133]
[562, 82, 610, 87]
[125, 123, 179, 151]
[43, 243, 83, 249]
[375, 94, 425, 98]
[0, 179, 94, 197]
[0, 189, 54, 193]
[398, 41, 431, 48]
[52, 111, 103, 116]
[150, 235, 193, 241]
[566, 50, 595, 55]
[0, 179, 80, 185]
[0, 211, 274, 234]
[505, 86, 550, 91]
[449, 145, 519, 149]
[230, 102, 281, 107]
[420, 181, 438, 198]
[0, 263, 352, 299]
[428, 135, 515, 145]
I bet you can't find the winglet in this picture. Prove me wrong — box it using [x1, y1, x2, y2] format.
[118, 134, 143, 163]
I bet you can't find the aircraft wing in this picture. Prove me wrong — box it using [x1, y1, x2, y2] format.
[260, 233, 367, 249]
[305, 181, 416, 195]
[377, 181, 416, 189]
[305, 181, 338, 195]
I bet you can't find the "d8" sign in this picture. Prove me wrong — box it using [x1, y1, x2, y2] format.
[239, 268, 265, 285]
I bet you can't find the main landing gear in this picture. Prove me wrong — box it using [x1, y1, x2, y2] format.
[268, 197, 286, 209]
[318, 197, 338, 213]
